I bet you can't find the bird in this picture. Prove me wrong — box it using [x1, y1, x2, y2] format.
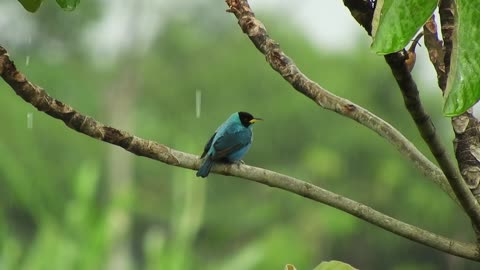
[196, 111, 262, 178]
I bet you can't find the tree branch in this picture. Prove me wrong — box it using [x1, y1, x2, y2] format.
[342, 0, 374, 35]
[384, 52, 480, 229]
[342, 0, 480, 231]
[0, 45, 479, 260]
[223, 0, 454, 201]
[426, 4, 480, 239]
[426, 7, 480, 238]
[439, 0, 455, 78]
[423, 12, 480, 198]
[437, 0, 480, 199]
[423, 16, 447, 91]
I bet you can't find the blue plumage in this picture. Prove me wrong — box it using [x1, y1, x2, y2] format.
[196, 112, 262, 178]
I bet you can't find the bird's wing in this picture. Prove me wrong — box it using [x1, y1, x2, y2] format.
[200, 132, 217, 158]
[211, 129, 251, 160]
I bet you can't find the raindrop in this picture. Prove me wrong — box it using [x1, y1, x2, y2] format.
[196, 89, 202, 118]
[27, 112, 33, 129]
[26, 36, 32, 66]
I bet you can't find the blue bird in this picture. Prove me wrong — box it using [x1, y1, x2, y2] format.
[196, 112, 262, 178]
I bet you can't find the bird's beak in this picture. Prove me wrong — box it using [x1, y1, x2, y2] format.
[249, 118, 263, 124]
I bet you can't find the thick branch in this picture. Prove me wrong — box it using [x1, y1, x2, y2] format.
[439, 0, 455, 77]
[342, 0, 480, 230]
[224, 0, 454, 201]
[384, 53, 480, 229]
[342, 0, 374, 35]
[0, 46, 479, 260]
[437, 0, 480, 199]
[423, 16, 447, 91]
[423, 12, 480, 199]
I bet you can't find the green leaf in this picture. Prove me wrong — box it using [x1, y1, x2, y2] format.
[443, 0, 480, 116]
[371, 0, 437, 54]
[17, 0, 43, 12]
[55, 0, 80, 11]
[313, 261, 357, 270]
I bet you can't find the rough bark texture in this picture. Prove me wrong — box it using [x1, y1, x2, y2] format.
[439, 0, 455, 77]
[0, 47, 183, 168]
[1, 42, 479, 260]
[385, 52, 480, 229]
[423, 16, 447, 91]
[342, 0, 374, 35]
[423, 2, 480, 199]
[437, 0, 480, 198]
[453, 114, 480, 196]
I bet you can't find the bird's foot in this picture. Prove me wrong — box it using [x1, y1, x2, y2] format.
[233, 160, 245, 165]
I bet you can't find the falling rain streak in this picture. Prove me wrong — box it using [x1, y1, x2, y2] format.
[26, 36, 31, 66]
[27, 113, 33, 129]
[196, 89, 202, 118]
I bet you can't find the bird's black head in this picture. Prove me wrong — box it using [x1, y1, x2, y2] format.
[238, 111, 262, 127]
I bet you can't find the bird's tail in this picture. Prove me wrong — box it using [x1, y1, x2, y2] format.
[196, 158, 213, 178]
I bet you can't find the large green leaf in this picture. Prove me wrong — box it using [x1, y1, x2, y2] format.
[443, 0, 480, 116]
[17, 0, 43, 12]
[313, 260, 357, 270]
[371, 0, 437, 54]
[56, 0, 80, 11]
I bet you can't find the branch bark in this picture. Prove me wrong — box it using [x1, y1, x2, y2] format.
[343, 0, 374, 35]
[436, 0, 480, 199]
[223, 0, 454, 202]
[384, 52, 480, 229]
[423, 1, 480, 217]
[423, 16, 446, 90]
[0, 45, 479, 260]
[424, 10, 480, 197]
[342, 0, 480, 231]
[439, 0, 455, 78]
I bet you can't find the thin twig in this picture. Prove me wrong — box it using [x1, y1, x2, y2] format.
[0, 45, 479, 260]
[223, 0, 454, 201]
[342, 0, 480, 230]
[409, 32, 424, 52]
[405, 32, 423, 72]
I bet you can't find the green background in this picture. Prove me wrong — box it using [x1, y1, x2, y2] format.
[0, 1, 476, 269]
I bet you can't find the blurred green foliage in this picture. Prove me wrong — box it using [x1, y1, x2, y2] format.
[0, 1, 478, 270]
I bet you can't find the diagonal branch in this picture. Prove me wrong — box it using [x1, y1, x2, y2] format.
[342, 0, 480, 231]
[424, 14, 480, 196]
[425, 2, 480, 214]
[223, 0, 454, 201]
[436, 0, 480, 198]
[384, 52, 480, 228]
[0, 46, 479, 261]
